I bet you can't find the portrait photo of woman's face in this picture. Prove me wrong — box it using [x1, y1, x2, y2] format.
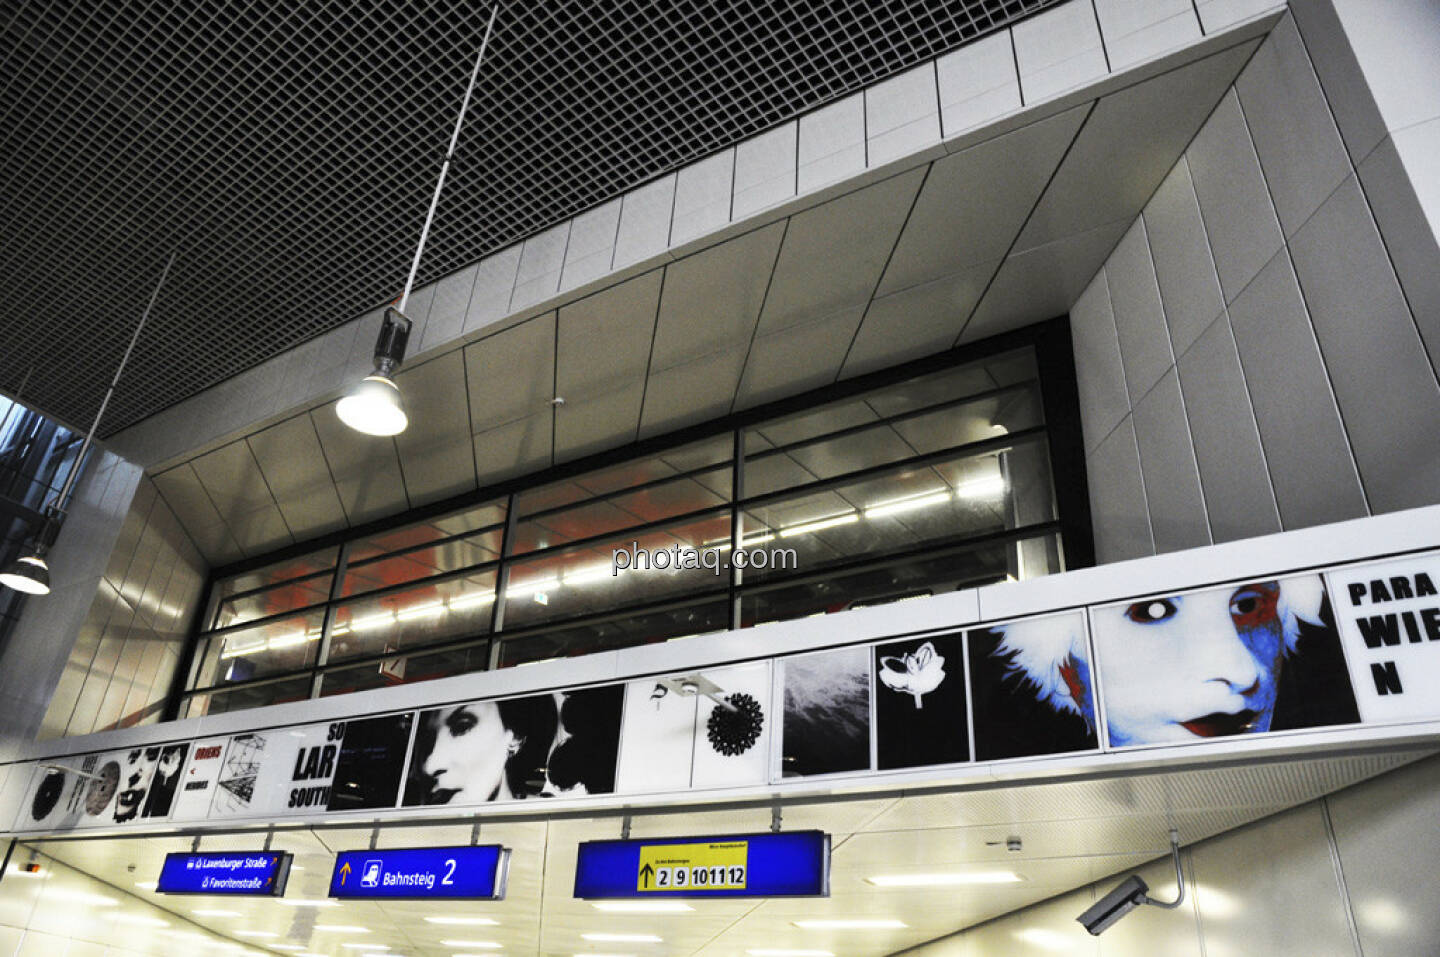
[1093, 582, 1289, 747]
[421, 701, 519, 804]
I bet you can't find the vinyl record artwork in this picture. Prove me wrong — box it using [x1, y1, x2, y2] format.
[873, 632, 969, 770]
[779, 646, 871, 778]
[327, 713, 415, 811]
[1090, 575, 1359, 748]
[404, 685, 624, 807]
[967, 611, 1098, 761]
[15, 746, 165, 831]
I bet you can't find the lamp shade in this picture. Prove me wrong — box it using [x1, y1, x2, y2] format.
[336, 374, 407, 436]
[0, 555, 50, 595]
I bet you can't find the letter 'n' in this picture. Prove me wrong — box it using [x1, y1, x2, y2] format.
[1371, 661, 1403, 695]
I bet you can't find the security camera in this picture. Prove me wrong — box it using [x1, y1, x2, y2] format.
[1077, 874, 1149, 935]
[1076, 830, 1185, 936]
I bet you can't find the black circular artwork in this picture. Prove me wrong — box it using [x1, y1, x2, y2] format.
[31, 769, 65, 820]
[707, 692, 764, 756]
[85, 761, 120, 816]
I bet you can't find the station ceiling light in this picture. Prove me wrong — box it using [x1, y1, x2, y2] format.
[581, 933, 663, 943]
[0, 253, 174, 597]
[338, 5, 499, 437]
[424, 917, 500, 926]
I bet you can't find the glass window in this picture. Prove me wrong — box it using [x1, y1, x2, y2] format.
[327, 569, 498, 664]
[347, 500, 506, 564]
[739, 532, 1064, 626]
[179, 337, 1082, 719]
[193, 608, 327, 687]
[739, 436, 1054, 581]
[208, 547, 338, 629]
[497, 599, 730, 667]
[501, 511, 731, 630]
[182, 675, 312, 718]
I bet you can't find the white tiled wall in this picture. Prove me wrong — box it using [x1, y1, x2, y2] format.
[1072, 10, 1440, 562]
[903, 753, 1440, 957]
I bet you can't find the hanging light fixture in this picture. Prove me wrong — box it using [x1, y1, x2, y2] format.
[338, 4, 500, 437]
[0, 254, 175, 597]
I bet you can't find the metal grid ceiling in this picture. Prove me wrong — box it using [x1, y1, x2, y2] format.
[0, 0, 1062, 436]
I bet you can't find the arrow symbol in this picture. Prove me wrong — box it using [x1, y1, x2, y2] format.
[339, 861, 352, 886]
[639, 863, 655, 889]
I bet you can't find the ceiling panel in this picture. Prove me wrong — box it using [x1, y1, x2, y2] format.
[842, 258, 1002, 378]
[150, 463, 243, 565]
[393, 350, 478, 506]
[875, 103, 1090, 295]
[246, 414, 348, 541]
[555, 270, 664, 401]
[464, 315, 557, 434]
[553, 383, 647, 463]
[189, 439, 279, 518]
[473, 411, 554, 488]
[1013, 39, 1261, 251]
[650, 223, 787, 372]
[309, 400, 412, 526]
[754, 169, 926, 336]
[960, 219, 1129, 343]
[737, 306, 867, 408]
[639, 347, 749, 439]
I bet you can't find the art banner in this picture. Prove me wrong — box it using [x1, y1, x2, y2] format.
[615, 663, 773, 794]
[777, 646, 871, 778]
[873, 632, 968, 770]
[403, 685, 624, 807]
[1325, 550, 1440, 723]
[966, 611, 1098, 761]
[15, 744, 187, 831]
[1089, 575, 1359, 748]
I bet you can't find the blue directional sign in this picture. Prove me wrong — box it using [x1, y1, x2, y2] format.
[574, 830, 830, 899]
[156, 851, 292, 896]
[329, 845, 510, 900]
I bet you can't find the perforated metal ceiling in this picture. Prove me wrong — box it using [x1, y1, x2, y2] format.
[0, 0, 1062, 436]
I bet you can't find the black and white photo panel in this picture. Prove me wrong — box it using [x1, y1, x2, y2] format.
[209, 721, 343, 817]
[1091, 575, 1359, 748]
[615, 678, 697, 793]
[692, 662, 772, 789]
[874, 632, 969, 770]
[967, 612, 1099, 761]
[16, 745, 166, 831]
[170, 736, 228, 821]
[327, 713, 415, 811]
[405, 686, 624, 807]
[778, 646, 872, 778]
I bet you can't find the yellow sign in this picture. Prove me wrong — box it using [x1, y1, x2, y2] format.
[637, 841, 748, 892]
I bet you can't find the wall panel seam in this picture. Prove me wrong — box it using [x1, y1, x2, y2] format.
[1319, 796, 1367, 956]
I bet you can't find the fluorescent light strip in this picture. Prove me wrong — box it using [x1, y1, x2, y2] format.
[340, 945, 390, 951]
[792, 919, 906, 930]
[778, 512, 858, 538]
[863, 490, 952, 519]
[956, 475, 1006, 498]
[867, 871, 1023, 887]
[114, 915, 170, 927]
[424, 917, 500, 926]
[748, 950, 836, 956]
[192, 909, 240, 917]
[591, 902, 693, 914]
[439, 943, 501, 950]
[582, 933, 662, 942]
[236, 932, 279, 938]
[276, 899, 340, 908]
[313, 925, 370, 933]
